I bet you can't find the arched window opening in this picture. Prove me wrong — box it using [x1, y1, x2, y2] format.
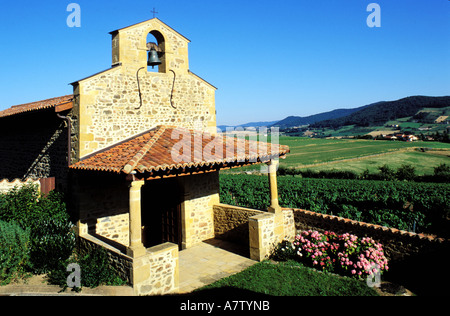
[146, 31, 166, 73]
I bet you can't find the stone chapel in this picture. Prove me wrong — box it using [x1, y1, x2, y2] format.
[0, 18, 294, 295]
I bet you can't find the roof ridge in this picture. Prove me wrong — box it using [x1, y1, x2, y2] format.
[123, 126, 167, 174]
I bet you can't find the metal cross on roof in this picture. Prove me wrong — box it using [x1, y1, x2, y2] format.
[151, 8, 158, 18]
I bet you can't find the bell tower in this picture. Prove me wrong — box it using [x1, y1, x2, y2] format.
[110, 18, 190, 74]
[72, 18, 217, 159]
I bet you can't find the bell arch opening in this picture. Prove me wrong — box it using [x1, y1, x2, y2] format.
[146, 30, 166, 73]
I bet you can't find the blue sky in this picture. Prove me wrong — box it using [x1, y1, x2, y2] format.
[0, 0, 448, 126]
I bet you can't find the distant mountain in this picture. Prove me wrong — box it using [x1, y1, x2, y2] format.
[217, 120, 280, 131]
[272, 104, 375, 129]
[218, 95, 450, 133]
[310, 96, 450, 129]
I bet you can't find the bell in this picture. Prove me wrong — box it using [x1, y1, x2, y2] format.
[147, 48, 162, 68]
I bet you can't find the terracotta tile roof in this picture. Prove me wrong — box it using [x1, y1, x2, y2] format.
[70, 126, 290, 176]
[0, 95, 74, 119]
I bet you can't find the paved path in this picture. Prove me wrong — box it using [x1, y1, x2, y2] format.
[0, 277, 134, 296]
[179, 239, 257, 294]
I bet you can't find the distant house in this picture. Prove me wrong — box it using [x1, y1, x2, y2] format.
[405, 134, 418, 142]
[303, 130, 316, 137]
[435, 116, 449, 124]
[385, 133, 418, 141]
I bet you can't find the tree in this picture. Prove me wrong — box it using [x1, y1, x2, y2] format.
[378, 164, 396, 181]
[396, 164, 416, 181]
[434, 163, 450, 176]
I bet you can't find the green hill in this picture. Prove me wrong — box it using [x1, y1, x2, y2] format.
[272, 103, 384, 129]
[310, 96, 450, 129]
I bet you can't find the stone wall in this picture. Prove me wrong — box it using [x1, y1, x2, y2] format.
[180, 172, 220, 249]
[0, 110, 69, 192]
[79, 234, 133, 284]
[0, 178, 41, 194]
[212, 203, 296, 262]
[79, 235, 179, 296]
[213, 204, 265, 245]
[71, 171, 130, 246]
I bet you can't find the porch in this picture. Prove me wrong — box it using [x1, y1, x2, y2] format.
[69, 126, 291, 296]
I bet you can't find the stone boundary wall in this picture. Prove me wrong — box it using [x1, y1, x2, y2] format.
[0, 178, 40, 194]
[213, 204, 265, 245]
[288, 208, 449, 262]
[78, 235, 133, 284]
[79, 235, 179, 296]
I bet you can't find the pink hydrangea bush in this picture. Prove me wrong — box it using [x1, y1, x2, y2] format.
[284, 230, 389, 280]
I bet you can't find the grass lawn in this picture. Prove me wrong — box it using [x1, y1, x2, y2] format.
[194, 260, 379, 296]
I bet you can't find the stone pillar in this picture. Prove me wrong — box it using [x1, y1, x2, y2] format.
[267, 160, 281, 213]
[127, 180, 147, 258]
[249, 213, 275, 261]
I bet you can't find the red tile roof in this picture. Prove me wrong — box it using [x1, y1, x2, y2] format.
[70, 126, 290, 176]
[0, 95, 74, 119]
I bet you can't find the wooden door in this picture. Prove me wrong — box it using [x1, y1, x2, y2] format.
[161, 203, 182, 248]
[142, 178, 182, 250]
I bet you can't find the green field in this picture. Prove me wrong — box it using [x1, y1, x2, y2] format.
[235, 136, 450, 175]
[304, 149, 450, 175]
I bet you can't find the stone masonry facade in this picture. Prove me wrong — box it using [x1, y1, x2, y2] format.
[72, 19, 217, 161]
[179, 172, 220, 249]
[0, 109, 69, 191]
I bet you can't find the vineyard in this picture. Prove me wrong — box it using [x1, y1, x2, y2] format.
[219, 174, 450, 237]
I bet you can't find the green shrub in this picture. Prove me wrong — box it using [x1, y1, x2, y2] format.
[396, 164, 416, 181]
[0, 185, 76, 274]
[434, 163, 450, 176]
[29, 216, 76, 274]
[48, 247, 127, 290]
[0, 220, 31, 285]
[271, 239, 297, 262]
[378, 164, 396, 181]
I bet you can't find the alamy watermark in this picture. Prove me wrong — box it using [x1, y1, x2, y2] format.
[67, 3, 81, 28]
[66, 263, 81, 288]
[170, 126, 282, 174]
[366, 3, 381, 28]
[366, 263, 382, 288]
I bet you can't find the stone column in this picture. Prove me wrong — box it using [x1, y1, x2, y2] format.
[127, 180, 147, 258]
[267, 159, 281, 213]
